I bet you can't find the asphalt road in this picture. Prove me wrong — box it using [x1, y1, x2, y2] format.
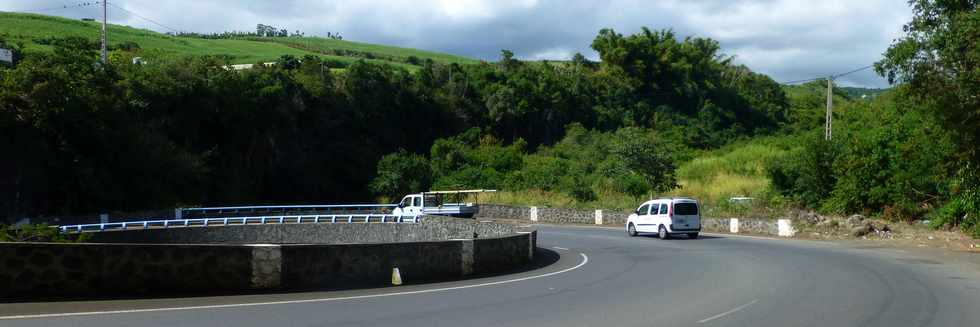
[3, 225, 980, 327]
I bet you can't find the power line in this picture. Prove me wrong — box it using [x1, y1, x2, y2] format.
[105, 2, 180, 33]
[14, 1, 101, 13]
[781, 77, 825, 85]
[781, 64, 876, 84]
[833, 64, 874, 79]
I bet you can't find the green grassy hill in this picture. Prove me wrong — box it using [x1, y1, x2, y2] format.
[0, 12, 479, 69]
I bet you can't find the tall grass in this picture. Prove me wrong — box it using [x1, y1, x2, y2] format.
[484, 136, 797, 218]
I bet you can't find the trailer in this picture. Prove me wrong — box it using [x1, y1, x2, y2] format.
[391, 189, 496, 218]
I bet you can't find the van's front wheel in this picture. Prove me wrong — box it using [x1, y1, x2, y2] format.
[658, 225, 670, 240]
[627, 223, 638, 237]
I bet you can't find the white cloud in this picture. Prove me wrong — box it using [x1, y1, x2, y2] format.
[0, 0, 913, 87]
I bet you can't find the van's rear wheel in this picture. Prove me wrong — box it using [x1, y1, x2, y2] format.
[658, 225, 670, 240]
[627, 223, 638, 237]
[688, 232, 699, 239]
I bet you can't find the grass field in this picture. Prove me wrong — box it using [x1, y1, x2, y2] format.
[0, 12, 478, 68]
[483, 136, 800, 217]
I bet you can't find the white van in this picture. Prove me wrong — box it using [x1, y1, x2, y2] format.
[626, 198, 701, 239]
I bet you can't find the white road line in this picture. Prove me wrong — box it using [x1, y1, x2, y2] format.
[552, 246, 569, 251]
[0, 253, 590, 320]
[697, 299, 759, 324]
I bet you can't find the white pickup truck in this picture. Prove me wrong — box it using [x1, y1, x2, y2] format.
[391, 189, 495, 218]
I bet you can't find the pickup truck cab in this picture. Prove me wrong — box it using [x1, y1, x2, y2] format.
[626, 198, 701, 239]
[391, 190, 495, 218]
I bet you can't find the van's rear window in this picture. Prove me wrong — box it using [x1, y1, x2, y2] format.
[674, 203, 698, 215]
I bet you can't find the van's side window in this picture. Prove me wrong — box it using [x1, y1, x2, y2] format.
[659, 204, 668, 214]
[637, 204, 650, 215]
[412, 197, 421, 207]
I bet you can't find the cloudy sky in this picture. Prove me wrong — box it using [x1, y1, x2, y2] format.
[2, 0, 912, 87]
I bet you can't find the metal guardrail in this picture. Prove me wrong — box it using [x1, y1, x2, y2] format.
[58, 214, 418, 233]
[177, 204, 397, 218]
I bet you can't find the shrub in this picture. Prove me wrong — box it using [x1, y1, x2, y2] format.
[369, 149, 431, 199]
[767, 134, 838, 208]
[0, 224, 89, 243]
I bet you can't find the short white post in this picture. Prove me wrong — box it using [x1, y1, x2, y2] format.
[530, 206, 538, 222]
[778, 219, 796, 237]
[594, 209, 603, 225]
[730, 218, 739, 233]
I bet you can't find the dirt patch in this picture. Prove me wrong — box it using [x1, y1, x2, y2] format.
[794, 215, 980, 253]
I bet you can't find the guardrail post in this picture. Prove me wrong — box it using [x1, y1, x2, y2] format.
[314, 216, 320, 223]
[530, 207, 538, 222]
[594, 209, 603, 225]
[730, 218, 739, 233]
[348, 215, 353, 223]
[204, 219, 209, 227]
[381, 215, 386, 223]
[223, 218, 229, 226]
[143, 222, 148, 229]
[331, 216, 337, 223]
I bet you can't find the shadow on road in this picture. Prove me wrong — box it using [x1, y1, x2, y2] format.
[636, 234, 724, 240]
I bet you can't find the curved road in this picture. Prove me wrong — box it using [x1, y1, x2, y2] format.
[3, 225, 980, 326]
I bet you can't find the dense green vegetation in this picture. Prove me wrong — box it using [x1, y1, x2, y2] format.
[1, 2, 977, 238]
[0, 12, 476, 68]
[0, 25, 787, 220]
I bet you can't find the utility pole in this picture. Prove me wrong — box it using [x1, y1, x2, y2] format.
[825, 77, 833, 140]
[100, 1, 108, 64]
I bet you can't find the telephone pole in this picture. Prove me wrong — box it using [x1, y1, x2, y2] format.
[825, 77, 833, 140]
[100, 1, 107, 64]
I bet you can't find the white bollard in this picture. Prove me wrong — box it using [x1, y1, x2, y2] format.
[730, 218, 739, 233]
[595, 209, 603, 225]
[530, 206, 538, 222]
[391, 267, 403, 285]
[778, 219, 796, 237]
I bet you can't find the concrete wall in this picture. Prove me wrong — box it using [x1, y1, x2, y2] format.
[87, 218, 519, 244]
[0, 242, 253, 299]
[476, 204, 630, 226]
[0, 230, 537, 299]
[478, 204, 796, 237]
[280, 241, 464, 289]
[476, 205, 532, 221]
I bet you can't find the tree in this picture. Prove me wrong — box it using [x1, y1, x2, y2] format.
[369, 150, 431, 200]
[877, 0, 979, 235]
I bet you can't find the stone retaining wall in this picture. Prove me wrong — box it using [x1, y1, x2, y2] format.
[0, 242, 254, 299]
[476, 205, 532, 221]
[87, 217, 519, 244]
[476, 204, 631, 225]
[0, 219, 536, 299]
[477, 204, 795, 237]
